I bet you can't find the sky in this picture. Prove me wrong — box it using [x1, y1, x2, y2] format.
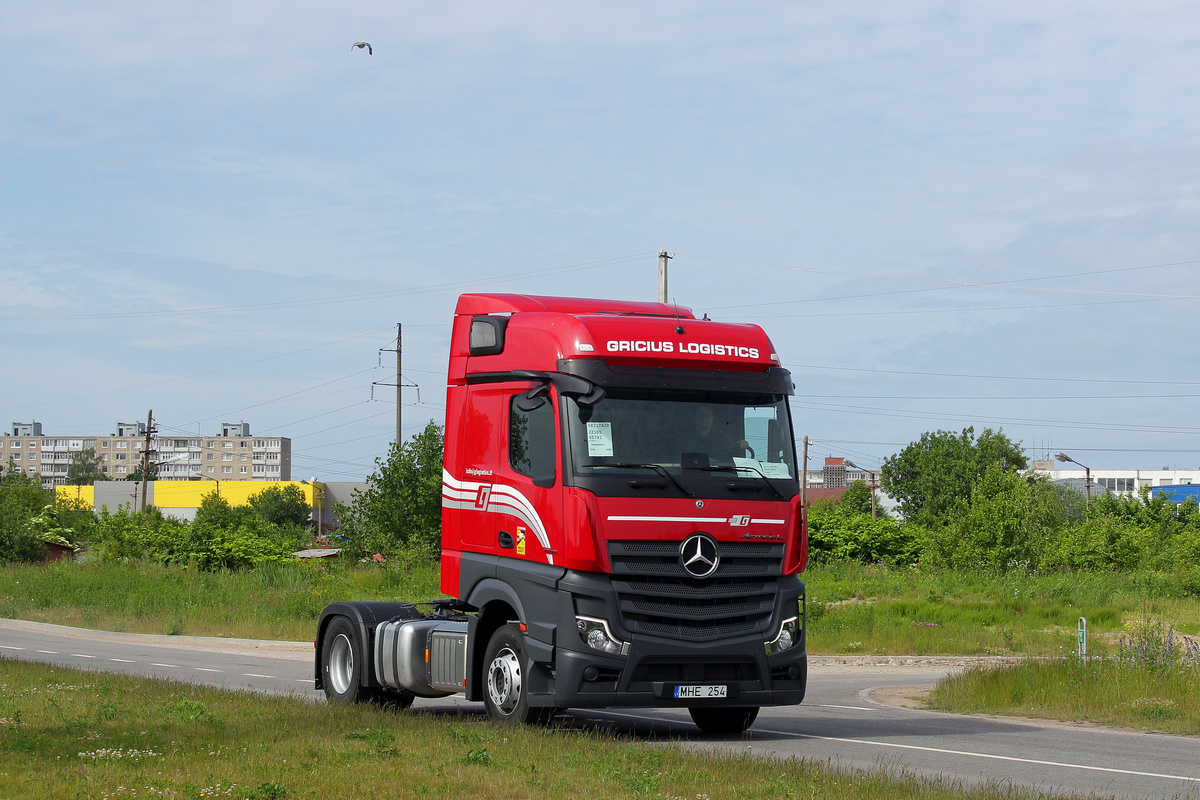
[3, 1, 1200, 479]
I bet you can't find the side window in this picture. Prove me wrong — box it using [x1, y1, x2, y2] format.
[510, 395, 557, 485]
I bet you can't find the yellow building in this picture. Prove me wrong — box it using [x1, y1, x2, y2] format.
[57, 480, 327, 525]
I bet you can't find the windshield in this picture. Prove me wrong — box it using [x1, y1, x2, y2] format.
[565, 389, 797, 483]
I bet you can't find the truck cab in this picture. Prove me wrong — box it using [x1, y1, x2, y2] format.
[316, 293, 807, 733]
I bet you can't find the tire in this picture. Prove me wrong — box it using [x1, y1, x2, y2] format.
[321, 616, 365, 703]
[481, 624, 556, 726]
[688, 706, 760, 734]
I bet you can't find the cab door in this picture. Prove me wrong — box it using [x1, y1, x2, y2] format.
[491, 382, 564, 566]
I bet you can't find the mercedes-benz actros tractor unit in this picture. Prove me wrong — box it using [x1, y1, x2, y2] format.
[314, 293, 807, 733]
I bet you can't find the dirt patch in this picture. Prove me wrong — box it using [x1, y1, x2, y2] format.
[809, 654, 1021, 673]
[870, 684, 933, 709]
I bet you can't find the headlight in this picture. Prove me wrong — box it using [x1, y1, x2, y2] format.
[575, 616, 630, 656]
[766, 616, 800, 655]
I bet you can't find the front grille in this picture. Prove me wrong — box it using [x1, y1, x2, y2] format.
[609, 540, 780, 578]
[608, 540, 783, 642]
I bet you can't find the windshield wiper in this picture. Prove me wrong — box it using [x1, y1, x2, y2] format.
[589, 463, 694, 497]
[691, 464, 785, 499]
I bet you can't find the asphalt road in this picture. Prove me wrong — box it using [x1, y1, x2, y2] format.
[3, 619, 1198, 800]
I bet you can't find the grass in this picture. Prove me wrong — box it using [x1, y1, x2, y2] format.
[927, 658, 1200, 736]
[5, 560, 1200, 658]
[805, 562, 1200, 657]
[927, 616, 1200, 735]
[0, 560, 443, 641]
[0, 658, 1094, 800]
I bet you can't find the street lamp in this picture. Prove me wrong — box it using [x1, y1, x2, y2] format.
[1055, 452, 1091, 512]
[843, 459, 878, 519]
[187, 471, 221, 497]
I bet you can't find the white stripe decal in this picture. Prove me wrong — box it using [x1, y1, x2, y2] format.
[607, 515, 727, 523]
[608, 515, 786, 525]
[442, 470, 554, 564]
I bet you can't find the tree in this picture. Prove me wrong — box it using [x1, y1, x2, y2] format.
[193, 490, 253, 530]
[0, 468, 55, 564]
[336, 421, 444, 560]
[247, 484, 311, 528]
[67, 448, 108, 485]
[126, 462, 158, 482]
[880, 427, 1026, 528]
[838, 480, 876, 517]
[920, 465, 1065, 571]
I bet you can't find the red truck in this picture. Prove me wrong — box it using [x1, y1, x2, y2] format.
[315, 293, 807, 733]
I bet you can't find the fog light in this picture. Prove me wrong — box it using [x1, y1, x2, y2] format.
[766, 616, 799, 655]
[575, 616, 629, 656]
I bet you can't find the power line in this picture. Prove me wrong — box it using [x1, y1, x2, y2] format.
[784, 360, 1200, 387]
[793, 398, 1200, 436]
[0, 327, 395, 414]
[795, 392, 1200, 401]
[741, 295, 1196, 320]
[182, 367, 384, 426]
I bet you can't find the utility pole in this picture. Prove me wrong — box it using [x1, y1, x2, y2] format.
[139, 409, 155, 512]
[870, 471, 878, 520]
[396, 323, 403, 446]
[374, 324, 417, 446]
[658, 250, 672, 303]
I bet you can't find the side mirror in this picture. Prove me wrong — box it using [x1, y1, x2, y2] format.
[515, 384, 550, 412]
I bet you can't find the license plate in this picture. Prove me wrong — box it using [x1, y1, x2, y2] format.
[673, 684, 728, 699]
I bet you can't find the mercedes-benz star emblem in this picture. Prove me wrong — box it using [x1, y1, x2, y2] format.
[680, 533, 720, 578]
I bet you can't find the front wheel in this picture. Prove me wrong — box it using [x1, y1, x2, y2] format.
[482, 624, 555, 725]
[689, 706, 760, 734]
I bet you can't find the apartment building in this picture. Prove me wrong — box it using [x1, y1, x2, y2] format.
[802, 456, 877, 490]
[3, 420, 291, 487]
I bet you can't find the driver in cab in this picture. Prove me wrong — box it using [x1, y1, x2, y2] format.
[689, 405, 750, 461]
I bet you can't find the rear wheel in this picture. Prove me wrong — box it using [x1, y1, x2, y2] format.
[688, 706, 760, 734]
[482, 624, 555, 725]
[321, 616, 363, 703]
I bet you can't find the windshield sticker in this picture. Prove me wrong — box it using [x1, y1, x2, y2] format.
[759, 461, 792, 479]
[733, 457, 792, 479]
[586, 422, 614, 457]
[732, 457, 758, 475]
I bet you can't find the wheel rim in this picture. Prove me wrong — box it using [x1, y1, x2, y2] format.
[486, 646, 522, 715]
[329, 633, 354, 695]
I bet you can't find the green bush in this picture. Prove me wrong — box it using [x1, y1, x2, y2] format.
[807, 503, 917, 564]
[336, 421, 444, 561]
[1041, 516, 1149, 571]
[0, 471, 55, 564]
[922, 466, 1066, 571]
[247, 484, 312, 528]
[88, 493, 308, 571]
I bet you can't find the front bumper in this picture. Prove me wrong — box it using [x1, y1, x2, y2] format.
[543, 570, 807, 709]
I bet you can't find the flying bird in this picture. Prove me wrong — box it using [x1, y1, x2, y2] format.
[352, 42, 373, 55]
